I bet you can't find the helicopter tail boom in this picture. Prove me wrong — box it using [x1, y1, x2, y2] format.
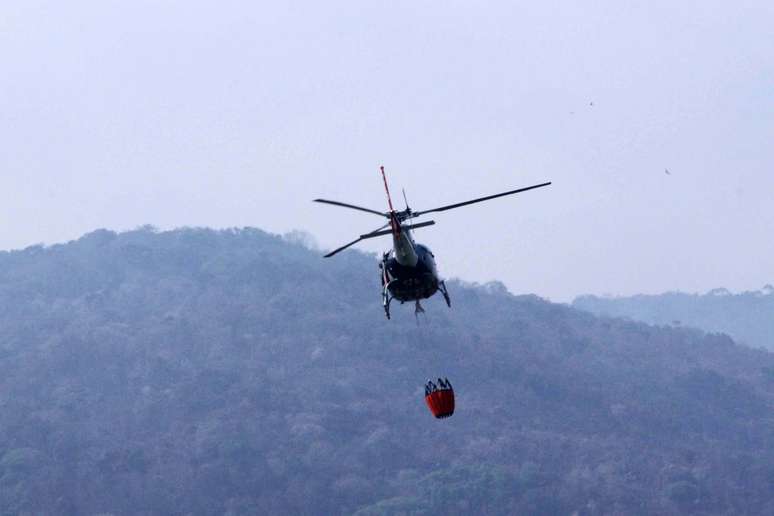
[380, 166, 401, 238]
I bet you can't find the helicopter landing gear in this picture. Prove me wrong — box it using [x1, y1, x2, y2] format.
[383, 282, 394, 320]
[439, 280, 451, 308]
[380, 257, 394, 320]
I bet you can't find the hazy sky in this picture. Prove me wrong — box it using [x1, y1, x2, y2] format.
[2, 1, 772, 301]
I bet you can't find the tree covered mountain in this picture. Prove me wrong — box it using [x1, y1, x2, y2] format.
[573, 288, 774, 351]
[1, 227, 773, 515]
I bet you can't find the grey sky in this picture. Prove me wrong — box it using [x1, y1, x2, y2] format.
[2, 1, 772, 301]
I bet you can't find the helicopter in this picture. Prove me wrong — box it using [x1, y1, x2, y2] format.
[315, 167, 550, 319]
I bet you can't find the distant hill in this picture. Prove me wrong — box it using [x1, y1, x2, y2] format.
[1, 227, 774, 515]
[574, 287, 774, 350]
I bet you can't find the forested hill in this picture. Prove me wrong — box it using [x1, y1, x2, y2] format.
[2, 228, 774, 515]
[573, 288, 774, 351]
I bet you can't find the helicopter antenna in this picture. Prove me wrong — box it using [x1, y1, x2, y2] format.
[402, 188, 415, 223]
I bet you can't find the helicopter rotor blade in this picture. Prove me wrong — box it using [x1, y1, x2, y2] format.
[359, 220, 435, 239]
[323, 238, 365, 258]
[313, 199, 388, 218]
[323, 222, 391, 258]
[413, 181, 551, 217]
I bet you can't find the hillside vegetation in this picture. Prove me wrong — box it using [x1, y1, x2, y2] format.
[1, 228, 773, 515]
[574, 288, 774, 350]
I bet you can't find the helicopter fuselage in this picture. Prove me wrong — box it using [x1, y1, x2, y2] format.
[381, 236, 439, 302]
[378, 223, 451, 318]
